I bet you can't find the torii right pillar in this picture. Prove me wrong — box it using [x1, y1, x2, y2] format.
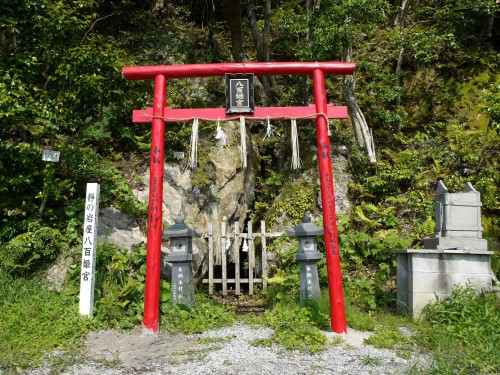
[313, 69, 347, 333]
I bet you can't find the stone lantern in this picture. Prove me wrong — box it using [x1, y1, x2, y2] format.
[163, 215, 200, 307]
[285, 215, 324, 302]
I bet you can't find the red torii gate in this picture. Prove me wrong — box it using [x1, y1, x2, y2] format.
[122, 62, 355, 334]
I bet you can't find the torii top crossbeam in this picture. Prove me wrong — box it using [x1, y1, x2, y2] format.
[123, 62, 355, 80]
[123, 61, 354, 335]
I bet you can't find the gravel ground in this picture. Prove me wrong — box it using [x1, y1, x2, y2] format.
[25, 323, 426, 375]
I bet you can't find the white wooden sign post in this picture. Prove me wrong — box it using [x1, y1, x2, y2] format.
[79, 183, 100, 317]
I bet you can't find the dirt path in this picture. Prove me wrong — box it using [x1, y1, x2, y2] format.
[83, 327, 197, 369]
[26, 324, 423, 374]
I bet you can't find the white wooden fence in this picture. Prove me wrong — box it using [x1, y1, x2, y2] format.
[202, 218, 283, 295]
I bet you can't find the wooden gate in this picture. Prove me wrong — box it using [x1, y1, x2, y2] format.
[202, 218, 283, 295]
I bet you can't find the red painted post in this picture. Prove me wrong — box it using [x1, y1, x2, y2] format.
[143, 74, 166, 333]
[312, 69, 347, 333]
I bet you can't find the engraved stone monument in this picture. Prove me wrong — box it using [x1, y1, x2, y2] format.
[423, 180, 487, 250]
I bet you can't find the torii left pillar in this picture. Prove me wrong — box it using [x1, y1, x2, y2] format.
[143, 74, 166, 333]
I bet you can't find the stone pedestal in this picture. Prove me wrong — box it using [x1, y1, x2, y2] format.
[167, 261, 194, 308]
[296, 255, 323, 301]
[394, 249, 494, 316]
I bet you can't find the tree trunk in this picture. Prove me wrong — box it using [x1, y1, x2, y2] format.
[395, 44, 404, 133]
[395, 0, 410, 133]
[343, 46, 377, 163]
[244, 0, 273, 103]
[263, 0, 271, 63]
[482, 13, 495, 41]
[206, 0, 216, 50]
[302, 0, 311, 105]
[227, 0, 246, 62]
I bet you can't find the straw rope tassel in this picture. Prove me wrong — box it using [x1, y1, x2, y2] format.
[239, 116, 247, 169]
[189, 118, 199, 169]
[291, 119, 301, 169]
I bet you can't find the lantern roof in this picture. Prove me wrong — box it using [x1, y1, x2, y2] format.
[162, 215, 201, 238]
[285, 215, 324, 237]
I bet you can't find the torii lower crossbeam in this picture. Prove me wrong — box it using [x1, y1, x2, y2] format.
[133, 104, 347, 123]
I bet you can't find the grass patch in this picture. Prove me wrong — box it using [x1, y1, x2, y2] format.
[329, 335, 345, 346]
[249, 338, 273, 348]
[345, 304, 376, 332]
[264, 302, 328, 353]
[364, 325, 410, 349]
[94, 350, 122, 367]
[417, 286, 499, 374]
[161, 294, 236, 334]
[198, 336, 235, 345]
[0, 269, 97, 370]
[361, 354, 382, 366]
[363, 311, 414, 349]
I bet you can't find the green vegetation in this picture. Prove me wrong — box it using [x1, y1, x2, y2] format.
[266, 177, 319, 226]
[260, 302, 329, 353]
[1, 255, 498, 374]
[262, 266, 500, 373]
[0, 269, 97, 369]
[62, 242, 149, 330]
[418, 286, 500, 374]
[0, 221, 64, 275]
[161, 295, 236, 334]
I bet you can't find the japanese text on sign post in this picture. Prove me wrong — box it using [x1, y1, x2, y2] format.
[79, 183, 100, 317]
[225, 73, 254, 114]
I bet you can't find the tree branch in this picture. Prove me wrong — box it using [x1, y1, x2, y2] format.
[82, 12, 117, 44]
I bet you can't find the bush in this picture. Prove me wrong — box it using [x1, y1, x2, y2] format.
[63, 242, 148, 330]
[418, 286, 500, 373]
[0, 221, 64, 275]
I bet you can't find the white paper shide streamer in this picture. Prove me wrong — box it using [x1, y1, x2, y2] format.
[239, 116, 247, 169]
[291, 119, 301, 169]
[263, 117, 276, 140]
[215, 119, 227, 146]
[189, 118, 199, 169]
[188, 115, 306, 170]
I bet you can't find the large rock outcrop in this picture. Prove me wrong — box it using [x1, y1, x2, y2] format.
[133, 121, 256, 278]
[98, 206, 146, 250]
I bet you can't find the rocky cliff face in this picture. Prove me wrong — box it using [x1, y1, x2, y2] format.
[133, 121, 256, 278]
